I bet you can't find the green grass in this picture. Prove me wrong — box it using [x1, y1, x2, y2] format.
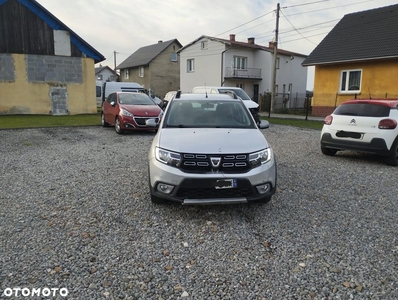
[0, 113, 323, 130]
[262, 117, 323, 130]
[0, 114, 100, 129]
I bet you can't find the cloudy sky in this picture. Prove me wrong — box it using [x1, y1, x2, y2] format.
[36, 0, 397, 89]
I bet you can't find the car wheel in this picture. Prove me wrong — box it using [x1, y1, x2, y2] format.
[115, 117, 124, 134]
[101, 113, 109, 127]
[151, 194, 166, 204]
[321, 147, 337, 156]
[385, 138, 398, 166]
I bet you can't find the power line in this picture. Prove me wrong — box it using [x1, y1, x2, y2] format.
[283, 0, 330, 9]
[280, 10, 318, 45]
[283, 0, 375, 17]
[215, 10, 274, 37]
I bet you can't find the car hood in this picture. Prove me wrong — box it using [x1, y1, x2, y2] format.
[158, 128, 269, 154]
[120, 104, 161, 117]
[242, 99, 259, 109]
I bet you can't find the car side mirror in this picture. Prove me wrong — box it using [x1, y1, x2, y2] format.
[146, 118, 157, 127]
[110, 101, 116, 107]
[258, 120, 269, 129]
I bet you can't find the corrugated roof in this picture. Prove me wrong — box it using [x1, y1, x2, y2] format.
[302, 4, 398, 66]
[117, 39, 182, 69]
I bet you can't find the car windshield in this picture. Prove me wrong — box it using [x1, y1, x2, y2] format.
[334, 103, 390, 117]
[118, 93, 155, 105]
[164, 100, 256, 128]
[218, 88, 250, 100]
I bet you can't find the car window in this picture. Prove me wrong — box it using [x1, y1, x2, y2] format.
[334, 103, 390, 117]
[118, 93, 155, 105]
[107, 93, 115, 104]
[218, 88, 250, 100]
[164, 100, 255, 128]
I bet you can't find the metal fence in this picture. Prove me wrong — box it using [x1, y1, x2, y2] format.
[259, 92, 311, 114]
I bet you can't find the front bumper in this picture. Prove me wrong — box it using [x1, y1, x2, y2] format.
[148, 157, 277, 205]
[120, 115, 159, 130]
[321, 133, 390, 156]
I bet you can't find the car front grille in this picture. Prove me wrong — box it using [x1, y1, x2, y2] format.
[180, 153, 251, 173]
[134, 117, 159, 126]
[176, 178, 254, 199]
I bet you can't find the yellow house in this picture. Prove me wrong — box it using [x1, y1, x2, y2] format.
[302, 4, 398, 117]
[0, 0, 105, 115]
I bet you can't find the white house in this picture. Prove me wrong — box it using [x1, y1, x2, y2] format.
[178, 34, 308, 109]
[95, 65, 118, 85]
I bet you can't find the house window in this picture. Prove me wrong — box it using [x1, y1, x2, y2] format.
[171, 53, 178, 62]
[124, 69, 129, 79]
[187, 59, 195, 72]
[276, 57, 280, 69]
[201, 41, 208, 50]
[109, 75, 116, 81]
[236, 83, 245, 90]
[234, 56, 247, 69]
[138, 67, 144, 77]
[275, 85, 279, 95]
[97, 74, 103, 80]
[340, 69, 362, 93]
[288, 83, 292, 93]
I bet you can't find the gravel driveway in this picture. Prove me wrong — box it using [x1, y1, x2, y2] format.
[0, 125, 396, 300]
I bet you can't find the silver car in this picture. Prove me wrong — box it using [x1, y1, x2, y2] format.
[147, 93, 277, 205]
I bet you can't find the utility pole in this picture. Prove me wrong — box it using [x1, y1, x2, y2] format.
[270, 3, 280, 117]
[113, 51, 117, 73]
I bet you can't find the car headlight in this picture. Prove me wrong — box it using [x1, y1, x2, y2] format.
[249, 148, 272, 167]
[120, 109, 134, 117]
[155, 147, 181, 167]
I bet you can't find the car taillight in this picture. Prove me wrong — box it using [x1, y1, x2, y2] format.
[378, 119, 397, 129]
[324, 115, 333, 125]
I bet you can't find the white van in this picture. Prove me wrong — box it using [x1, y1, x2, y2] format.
[192, 86, 260, 123]
[102, 82, 146, 102]
[96, 81, 103, 107]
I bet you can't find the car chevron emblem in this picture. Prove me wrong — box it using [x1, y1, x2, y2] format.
[350, 119, 356, 125]
[210, 157, 221, 168]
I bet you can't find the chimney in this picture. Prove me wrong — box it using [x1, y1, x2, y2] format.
[158, 40, 163, 43]
[229, 34, 236, 41]
[248, 37, 255, 44]
[268, 41, 274, 49]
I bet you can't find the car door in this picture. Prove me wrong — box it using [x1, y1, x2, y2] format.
[103, 93, 115, 124]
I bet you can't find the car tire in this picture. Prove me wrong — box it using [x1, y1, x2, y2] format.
[151, 194, 167, 204]
[101, 113, 109, 127]
[321, 147, 338, 156]
[115, 117, 124, 134]
[384, 138, 398, 166]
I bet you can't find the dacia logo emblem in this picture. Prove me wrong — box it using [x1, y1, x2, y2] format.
[210, 157, 221, 168]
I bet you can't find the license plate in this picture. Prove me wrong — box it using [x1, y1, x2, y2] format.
[215, 179, 237, 189]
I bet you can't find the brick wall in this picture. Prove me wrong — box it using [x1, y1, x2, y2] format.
[26, 55, 83, 83]
[0, 54, 15, 81]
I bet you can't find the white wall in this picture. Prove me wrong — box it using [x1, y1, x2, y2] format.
[179, 37, 308, 100]
[275, 54, 308, 96]
[179, 37, 224, 93]
[96, 68, 116, 86]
